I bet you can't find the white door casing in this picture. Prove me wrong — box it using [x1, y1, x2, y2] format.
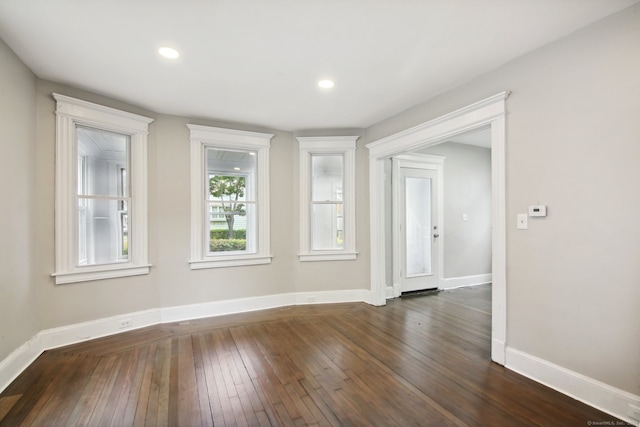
[366, 91, 509, 365]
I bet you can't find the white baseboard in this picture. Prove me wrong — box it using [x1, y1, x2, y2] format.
[0, 335, 43, 396]
[506, 347, 640, 425]
[385, 284, 402, 299]
[491, 338, 506, 365]
[38, 309, 162, 351]
[386, 285, 394, 299]
[160, 289, 371, 323]
[441, 273, 492, 290]
[387, 277, 489, 297]
[294, 289, 370, 306]
[0, 288, 371, 394]
[160, 293, 295, 323]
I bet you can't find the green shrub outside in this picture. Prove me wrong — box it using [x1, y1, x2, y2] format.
[210, 239, 246, 252]
[210, 229, 246, 240]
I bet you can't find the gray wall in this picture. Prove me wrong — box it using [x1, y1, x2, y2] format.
[365, 5, 640, 395]
[420, 142, 492, 279]
[0, 38, 38, 361]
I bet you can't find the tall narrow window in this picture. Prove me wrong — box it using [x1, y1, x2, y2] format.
[206, 147, 256, 255]
[188, 124, 272, 269]
[311, 154, 344, 250]
[53, 94, 153, 284]
[297, 136, 358, 261]
[76, 126, 130, 265]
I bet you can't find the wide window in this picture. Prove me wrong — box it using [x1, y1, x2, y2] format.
[53, 94, 153, 284]
[188, 124, 272, 269]
[297, 136, 358, 261]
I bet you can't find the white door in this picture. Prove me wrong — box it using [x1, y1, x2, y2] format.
[399, 167, 440, 292]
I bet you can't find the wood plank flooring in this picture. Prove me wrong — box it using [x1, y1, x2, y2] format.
[0, 285, 621, 426]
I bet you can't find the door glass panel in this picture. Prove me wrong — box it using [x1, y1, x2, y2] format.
[405, 176, 432, 277]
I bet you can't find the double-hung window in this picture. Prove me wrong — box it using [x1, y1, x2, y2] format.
[188, 124, 273, 269]
[297, 136, 358, 261]
[52, 94, 153, 284]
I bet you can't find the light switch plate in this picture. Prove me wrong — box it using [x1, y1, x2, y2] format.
[517, 213, 528, 230]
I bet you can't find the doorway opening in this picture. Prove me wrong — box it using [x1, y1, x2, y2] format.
[391, 128, 492, 297]
[366, 92, 508, 365]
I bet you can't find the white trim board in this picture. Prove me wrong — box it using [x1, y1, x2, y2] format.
[506, 347, 640, 425]
[441, 273, 492, 290]
[0, 289, 371, 394]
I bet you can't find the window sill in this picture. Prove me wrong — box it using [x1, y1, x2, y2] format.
[52, 264, 152, 284]
[189, 254, 273, 270]
[298, 252, 358, 262]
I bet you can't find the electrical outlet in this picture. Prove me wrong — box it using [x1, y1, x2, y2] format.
[629, 403, 640, 422]
[306, 296, 316, 303]
[119, 318, 132, 329]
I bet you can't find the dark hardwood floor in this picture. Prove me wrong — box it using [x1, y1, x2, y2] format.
[0, 285, 621, 426]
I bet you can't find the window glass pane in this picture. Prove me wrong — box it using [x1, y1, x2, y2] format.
[311, 203, 344, 250]
[77, 127, 129, 197]
[119, 202, 128, 259]
[208, 203, 256, 253]
[206, 147, 256, 200]
[77, 198, 129, 265]
[78, 202, 87, 264]
[208, 174, 248, 202]
[311, 155, 343, 202]
[206, 147, 258, 255]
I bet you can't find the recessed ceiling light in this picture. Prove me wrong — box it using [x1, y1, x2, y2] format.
[318, 79, 335, 89]
[158, 47, 180, 59]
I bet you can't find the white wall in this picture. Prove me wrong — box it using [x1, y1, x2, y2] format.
[365, 4, 640, 396]
[0, 38, 39, 362]
[420, 142, 491, 279]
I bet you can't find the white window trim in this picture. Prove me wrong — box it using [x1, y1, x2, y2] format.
[52, 94, 153, 284]
[188, 124, 273, 269]
[297, 136, 358, 262]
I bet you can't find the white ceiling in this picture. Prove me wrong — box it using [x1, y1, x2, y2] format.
[0, 0, 636, 132]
